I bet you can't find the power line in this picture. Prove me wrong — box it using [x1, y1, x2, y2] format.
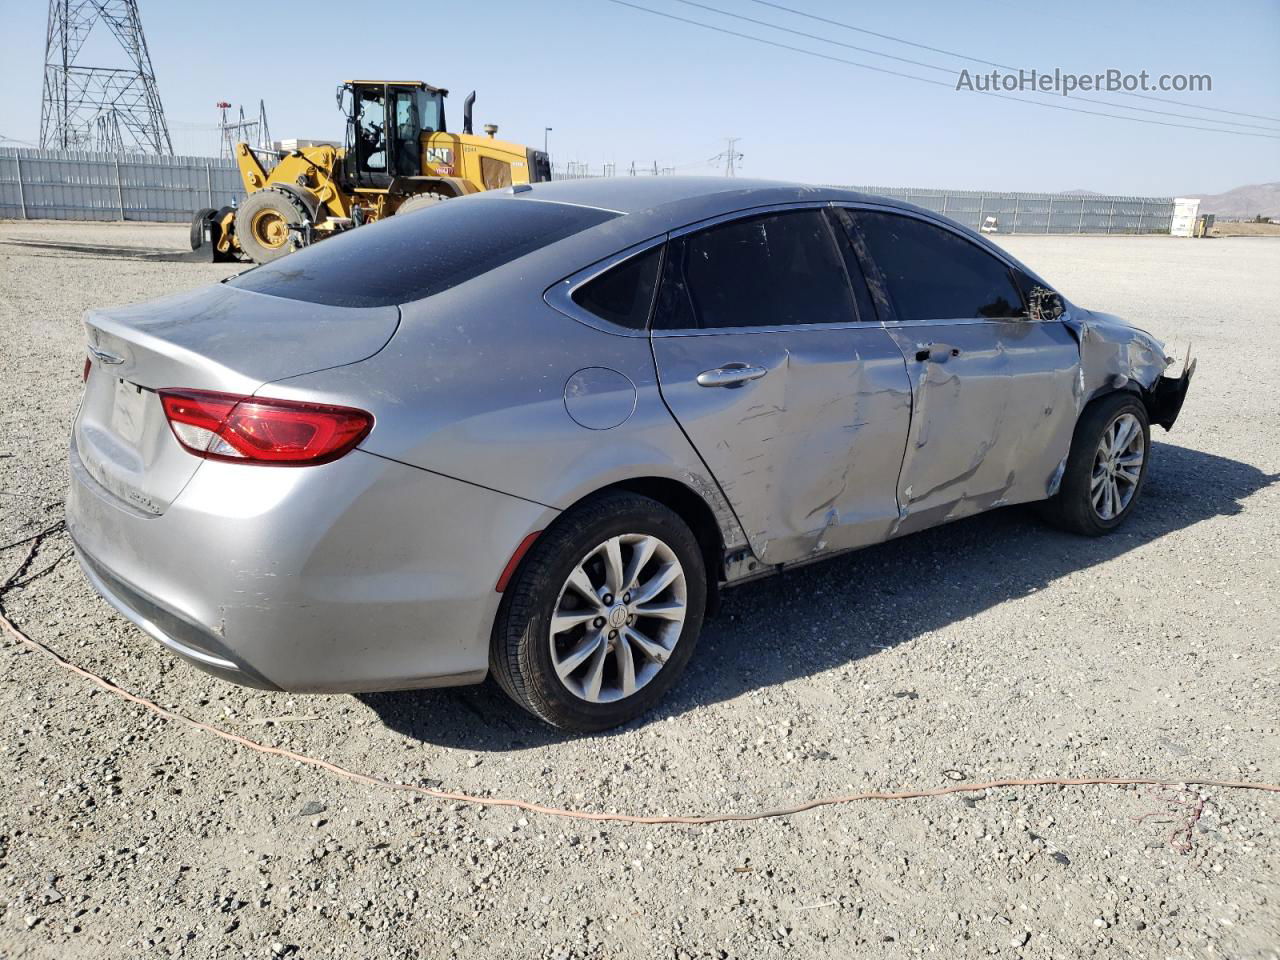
[673, 0, 955, 75]
[605, 0, 1280, 140]
[743, 0, 1280, 125]
[673, 0, 1280, 133]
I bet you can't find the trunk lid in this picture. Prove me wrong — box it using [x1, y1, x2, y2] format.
[73, 282, 398, 515]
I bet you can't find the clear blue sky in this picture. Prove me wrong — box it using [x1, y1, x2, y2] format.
[4, 0, 1277, 195]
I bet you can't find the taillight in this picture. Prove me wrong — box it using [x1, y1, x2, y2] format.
[83, 357, 91, 382]
[158, 389, 372, 466]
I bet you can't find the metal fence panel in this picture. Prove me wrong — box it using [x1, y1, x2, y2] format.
[847, 185, 1174, 234]
[2, 149, 1177, 234]
[0, 148, 244, 222]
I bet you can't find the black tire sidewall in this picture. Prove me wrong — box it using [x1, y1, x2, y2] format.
[189, 207, 216, 250]
[1059, 393, 1151, 535]
[395, 192, 448, 216]
[235, 190, 305, 264]
[496, 494, 706, 732]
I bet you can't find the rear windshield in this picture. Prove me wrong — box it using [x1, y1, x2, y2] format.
[227, 198, 620, 307]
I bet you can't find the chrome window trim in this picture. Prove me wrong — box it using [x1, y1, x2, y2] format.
[834, 201, 1058, 326]
[652, 201, 882, 338]
[543, 235, 668, 338]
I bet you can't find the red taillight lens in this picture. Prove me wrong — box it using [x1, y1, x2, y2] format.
[83, 357, 92, 382]
[158, 389, 372, 466]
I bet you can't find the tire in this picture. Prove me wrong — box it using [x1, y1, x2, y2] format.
[491, 492, 707, 732]
[394, 191, 449, 216]
[234, 189, 309, 264]
[1040, 392, 1151, 536]
[189, 207, 216, 250]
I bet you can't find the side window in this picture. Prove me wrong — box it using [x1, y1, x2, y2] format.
[571, 246, 663, 330]
[854, 211, 1027, 322]
[653, 210, 858, 330]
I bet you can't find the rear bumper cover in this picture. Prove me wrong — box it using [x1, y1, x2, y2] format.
[74, 540, 281, 690]
[67, 442, 553, 692]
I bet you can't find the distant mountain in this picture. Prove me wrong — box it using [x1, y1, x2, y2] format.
[1057, 189, 1104, 196]
[1181, 182, 1280, 220]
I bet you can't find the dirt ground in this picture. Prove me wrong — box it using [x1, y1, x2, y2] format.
[1210, 222, 1280, 238]
[1, 221, 1277, 960]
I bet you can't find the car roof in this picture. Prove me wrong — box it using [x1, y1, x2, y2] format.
[465, 177, 1051, 295]
[501, 176, 919, 220]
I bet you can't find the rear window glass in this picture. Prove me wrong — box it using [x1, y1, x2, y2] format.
[227, 198, 620, 307]
[570, 246, 662, 330]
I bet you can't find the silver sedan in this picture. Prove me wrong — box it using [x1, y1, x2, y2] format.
[66, 178, 1194, 731]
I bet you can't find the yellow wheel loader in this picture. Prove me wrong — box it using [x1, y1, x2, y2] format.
[192, 81, 552, 263]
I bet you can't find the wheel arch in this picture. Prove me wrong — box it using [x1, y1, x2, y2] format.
[524, 475, 732, 616]
[1082, 379, 1157, 427]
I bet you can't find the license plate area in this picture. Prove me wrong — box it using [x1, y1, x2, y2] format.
[109, 378, 147, 446]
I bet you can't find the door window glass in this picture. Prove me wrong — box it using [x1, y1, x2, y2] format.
[855, 211, 1027, 321]
[653, 210, 858, 330]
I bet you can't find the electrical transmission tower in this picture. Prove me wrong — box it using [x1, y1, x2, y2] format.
[710, 137, 743, 177]
[40, 0, 173, 155]
[218, 100, 272, 159]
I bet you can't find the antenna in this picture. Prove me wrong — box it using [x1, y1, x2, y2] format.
[40, 0, 173, 154]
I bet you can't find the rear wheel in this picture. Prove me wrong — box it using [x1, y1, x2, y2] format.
[235, 189, 309, 264]
[394, 191, 449, 216]
[1040, 393, 1150, 536]
[491, 492, 706, 732]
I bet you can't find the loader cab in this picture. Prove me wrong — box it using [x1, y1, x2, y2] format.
[341, 81, 446, 188]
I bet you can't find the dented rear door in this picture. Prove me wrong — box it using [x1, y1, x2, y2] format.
[651, 207, 912, 565]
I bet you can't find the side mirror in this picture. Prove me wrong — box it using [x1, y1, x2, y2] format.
[1027, 287, 1065, 322]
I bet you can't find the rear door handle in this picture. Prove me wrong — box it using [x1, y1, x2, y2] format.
[914, 344, 961, 363]
[696, 363, 769, 388]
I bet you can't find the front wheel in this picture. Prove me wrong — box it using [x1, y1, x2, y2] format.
[1040, 393, 1151, 536]
[491, 492, 706, 732]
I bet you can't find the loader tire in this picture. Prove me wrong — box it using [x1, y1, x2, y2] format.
[236, 189, 309, 264]
[395, 192, 449, 216]
[189, 207, 216, 250]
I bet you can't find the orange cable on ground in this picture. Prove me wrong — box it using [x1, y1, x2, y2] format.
[3, 610, 1278, 826]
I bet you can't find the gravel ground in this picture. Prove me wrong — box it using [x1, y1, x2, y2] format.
[1, 221, 1277, 960]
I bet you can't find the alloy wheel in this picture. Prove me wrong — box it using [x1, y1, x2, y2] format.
[1091, 412, 1145, 520]
[549, 534, 687, 704]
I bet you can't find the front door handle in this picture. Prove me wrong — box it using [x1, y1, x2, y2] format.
[696, 363, 769, 388]
[914, 344, 961, 363]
